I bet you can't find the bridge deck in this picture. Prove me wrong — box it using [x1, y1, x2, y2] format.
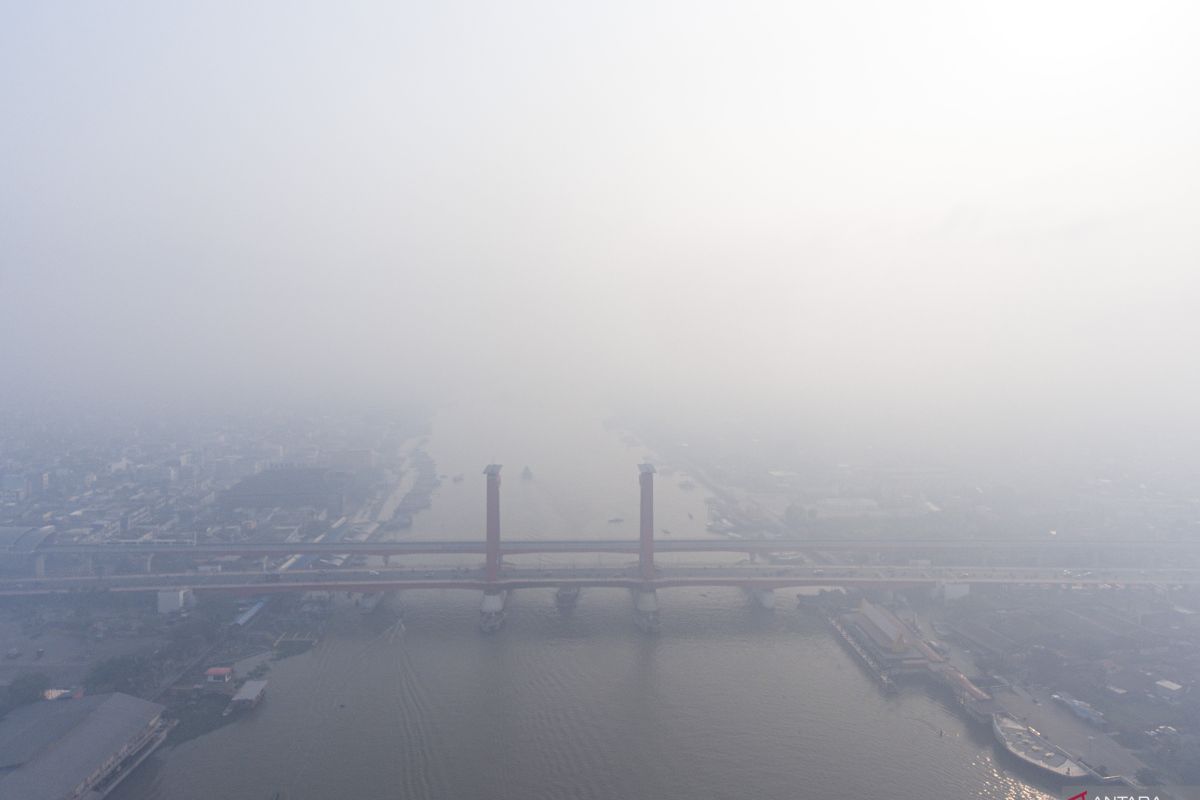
[37, 537, 1195, 557]
[3, 565, 1198, 597]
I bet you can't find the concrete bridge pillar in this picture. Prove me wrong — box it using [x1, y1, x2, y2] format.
[144, 554, 155, 574]
[479, 590, 507, 633]
[633, 588, 660, 634]
[554, 585, 581, 613]
[33, 554, 46, 578]
[639, 464, 655, 581]
[484, 465, 502, 582]
[749, 587, 775, 610]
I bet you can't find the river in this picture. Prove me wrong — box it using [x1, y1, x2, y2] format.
[113, 400, 1055, 800]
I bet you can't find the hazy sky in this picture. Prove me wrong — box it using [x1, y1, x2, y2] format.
[3, 1, 1199, 452]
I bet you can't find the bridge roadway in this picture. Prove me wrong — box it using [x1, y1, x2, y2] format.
[36, 536, 1199, 558]
[4, 564, 1199, 597]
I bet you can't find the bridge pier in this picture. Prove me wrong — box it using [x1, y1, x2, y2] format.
[480, 591, 507, 633]
[144, 554, 155, 574]
[748, 587, 775, 610]
[554, 585, 580, 613]
[633, 588, 660, 634]
[33, 554, 45, 578]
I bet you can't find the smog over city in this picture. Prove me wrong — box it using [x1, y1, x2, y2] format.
[2, 3, 1199, 800]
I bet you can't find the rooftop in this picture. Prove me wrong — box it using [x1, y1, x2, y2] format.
[232, 680, 268, 703]
[0, 693, 164, 800]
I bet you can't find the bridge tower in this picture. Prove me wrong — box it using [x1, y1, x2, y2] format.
[639, 463, 655, 580]
[635, 464, 660, 633]
[481, 464, 507, 633]
[484, 464, 502, 581]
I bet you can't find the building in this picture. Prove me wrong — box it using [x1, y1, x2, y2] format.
[205, 667, 234, 683]
[842, 600, 943, 674]
[1051, 692, 1106, 726]
[229, 680, 267, 712]
[156, 589, 195, 615]
[1155, 679, 1184, 702]
[0, 693, 171, 800]
[220, 466, 345, 514]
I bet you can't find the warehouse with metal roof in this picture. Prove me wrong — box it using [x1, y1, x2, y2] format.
[0, 692, 171, 800]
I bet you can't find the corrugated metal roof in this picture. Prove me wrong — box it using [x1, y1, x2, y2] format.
[860, 601, 905, 646]
[0, 693, 164, 800]
[232, 680, 268, 703]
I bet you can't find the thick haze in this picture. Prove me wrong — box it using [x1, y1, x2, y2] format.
[3, 1, 1199, 458]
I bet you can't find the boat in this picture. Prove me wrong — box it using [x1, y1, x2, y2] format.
[607, 517, 624, 524]
[991, 713, 1095, 782]
[521, 466, 534, 480]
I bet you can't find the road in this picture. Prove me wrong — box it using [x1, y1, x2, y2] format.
[4, 563, 1200, 597]
[36, 536, 1200, 558]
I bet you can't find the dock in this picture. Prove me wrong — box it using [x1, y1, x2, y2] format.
[823, 609, 897, 693]
[224, 680, 268, 716]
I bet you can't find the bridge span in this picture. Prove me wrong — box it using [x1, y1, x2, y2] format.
[21, 464, 1200, 631]
[37, 537, 1196, 558]
[5, 564, 1200, 598]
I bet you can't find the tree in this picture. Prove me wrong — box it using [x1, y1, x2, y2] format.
[84, 654, 152, 694]
[5, 672, 49, 708]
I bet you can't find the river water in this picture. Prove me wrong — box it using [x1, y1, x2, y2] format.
[113, 400, 1054, 800]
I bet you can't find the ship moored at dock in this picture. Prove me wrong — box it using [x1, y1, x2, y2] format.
[991, 713, 1096, 783]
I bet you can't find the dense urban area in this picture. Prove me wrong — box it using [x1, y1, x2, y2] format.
[0, 409, 1198, 798]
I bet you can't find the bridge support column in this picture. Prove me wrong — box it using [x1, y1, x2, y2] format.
[748, 587, 775, 610]
[554, 585, 580, 613]
[85, 555, 95, 576]
[484, 465, 502, 582]
[639, 464, 655, 580]
[479, 590, 507, 633]
[633, 588, 660, 634]
[144, 554, 155, 574]
[262, 556, 269, 572]
[480, 465, 506, 633]
[33, 554, 45, 578]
